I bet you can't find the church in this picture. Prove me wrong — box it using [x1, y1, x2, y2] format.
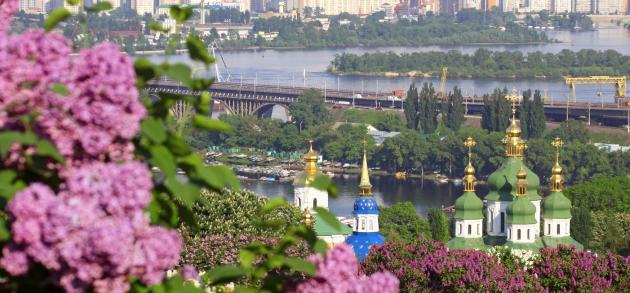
[447, 92, 583, 251]
[293, 142, 385, 260]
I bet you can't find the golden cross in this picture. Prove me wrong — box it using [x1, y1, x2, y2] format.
[505, 88, 521, 121]
[551, 137, 564, 163]
[464, 137, 476, 163]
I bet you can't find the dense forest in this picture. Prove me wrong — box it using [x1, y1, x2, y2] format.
[330, 48, 630, 78]
[243, 9, 548, 49]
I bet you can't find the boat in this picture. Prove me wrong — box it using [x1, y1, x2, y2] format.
[259, 176, 275, 182]
[394, 171, 407, 179]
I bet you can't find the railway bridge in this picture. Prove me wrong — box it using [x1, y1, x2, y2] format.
[146, 81, 630, 127]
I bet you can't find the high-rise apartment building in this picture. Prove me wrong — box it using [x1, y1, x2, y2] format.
[501, 0, 519, 12]
[460, 0, 482, 9]
[133, 0, 155, 15]
[552, 0, 571, 12]
[574, 0, 591, 12]
[19, 0, 47, 13]
[528, 0, 550, 11]
[287, 0, 396, 16]
[595, 0, 624, 13]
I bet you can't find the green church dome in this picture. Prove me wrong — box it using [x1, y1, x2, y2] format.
[507, 197, 537, 225]
[454, 191, 484, 220]
[486, 158, 542, 202]
[542, 191, 572, 219]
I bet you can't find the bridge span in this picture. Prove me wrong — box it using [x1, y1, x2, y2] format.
[146, 81, 630, 127]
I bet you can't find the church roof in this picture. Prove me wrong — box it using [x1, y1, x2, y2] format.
[353, 197, 379, 214]
[454, 191, 484, 220]
[486, 158, 542, 202]
[447, 237, 487, 250]
[542, 236, 583, 250]
[345, 232, 384, 260]
[542, 191, 572, 219]
[314, 213, 353, 236]
[506, 197, 537, 225]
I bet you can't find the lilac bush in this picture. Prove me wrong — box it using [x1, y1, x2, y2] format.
[529, 245, 630, 292]
[0, 2, 183, 292]
[286, 244, 399, 293]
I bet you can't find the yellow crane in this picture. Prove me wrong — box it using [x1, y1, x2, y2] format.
[564, 76, 627, 103]
[438, 67, 448, 98]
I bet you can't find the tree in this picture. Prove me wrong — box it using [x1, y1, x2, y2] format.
[404, 83, 419, 130]
[379, 202, 431, 243]
[529, 90, 546, 138]
[520, 89, 532, 138]
[418, 83, 439, 133]
[443, 86, 465, 130]
[481, 88, 510, 131]
[289, 89, 331, 131]
[571, 207, 593, 250]
[547, 119, 590, 144]
[428, 208, 450, 242]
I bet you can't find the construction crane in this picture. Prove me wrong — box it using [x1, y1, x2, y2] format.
[564, 76, 627, 104]
[438, 67, 448, 98]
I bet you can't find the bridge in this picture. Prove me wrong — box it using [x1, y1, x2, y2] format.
[146, 81, 630, 127]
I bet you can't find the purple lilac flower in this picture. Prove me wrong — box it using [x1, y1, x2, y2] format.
[0, 0, 17, 33]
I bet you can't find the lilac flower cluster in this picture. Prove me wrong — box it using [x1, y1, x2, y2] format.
[361, 238, 538, 292]
[529, 245, 630, 292]
[0, 28, 144, 168]
[0, 162, 181, 292]
[286, 244, 399, 293]
[0, 3, 182, 292]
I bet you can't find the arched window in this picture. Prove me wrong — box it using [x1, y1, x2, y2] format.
[459, 224, 462, 236]
[527, 229, 530, 240]
[298, 198, 302, 208]
[369, 220, 373, 230]
[489, 211, 494, 232]
[557, 224, 561, 235]
[313, 198, 317, 209]
[500, 213, 505, 233]
[468, 225, 472, 235]
[548, 224, 551, 235]
[477, 224, 480, 235]
[517, 229, 521, 240]
[361, 219, 366, 230]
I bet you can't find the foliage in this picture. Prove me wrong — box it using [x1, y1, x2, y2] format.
[210, 115, 305, 152]
[481, 88, 511, 132]
[529, 245, 630, 292]
[288, 89, 332, 131]
[427, 208, 450, 242]
[564, 177, 630, 213]
[590, 212, 630, 255]
[403, 83, 439, 133]
[571, 206, 593, 249]
[330, 48, 630, 78]
[379, 202, 431, 243]
[442, 86, 465, 131]
[362, 237, 536, 292]
[342, 108, 404, 132]
[520, 89, 545, 138]
[321, 124, 375, 163]
[547, 119, 590, 144]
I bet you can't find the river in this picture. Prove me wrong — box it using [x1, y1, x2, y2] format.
[145, 24, 630, 103]
[149, 24, 628, 217]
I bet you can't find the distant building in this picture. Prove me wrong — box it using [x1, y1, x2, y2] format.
[19, 0, 46, 13]
[574, 0, 592, 13]
[593, 143, 630, 152]
[459, 0, 482, 10]
[286, 0, 398, 16]
[528, 0, 550, 11]
[595, 0, 625, 14]
[501, 0, 519, 12]
[133, 0, 155, 15]
[552, 0, 572, 12]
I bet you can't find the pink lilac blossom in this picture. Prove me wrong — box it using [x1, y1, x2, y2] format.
[0, 162, 182, 293]
[0, 30, 144, 169]
[286, 244, 399, 293]
[0, 0, 17, 33]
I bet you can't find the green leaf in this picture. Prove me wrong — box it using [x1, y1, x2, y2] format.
[196, 91, 212, 114]
[44, 8, 71, 31]
[148, 145, 177, 177]
[313, 239, 328, 254]
[260, 197, 287, 214]
[314, 207, 342, 231]
[152, 275, 204, 293]
[239, 249, 257, 269]
[86, 1, 113, 13]
[311, 175, 338, 198]
[192, 115, 233, 132]
[203, 265, 247, 285]
[33, 139, 64, 163]
[134, 58, 158, 88]
[197, 165, 240, 190]
[0, 218, 10, 241]
[50, 83, 69, 96]
[169, 5, 193, 23]
[66, 0, 80, 5]
[162, 63, 192, 86]
[281, 256, 316, 275]
[232, 287, 257, 293]
[165, 133, 192, 156]
[186, 35, 214, 65]
[0, 132, 37, 158]
[149, 21, 170, 33]
[140, 118, 167, 144]
[147, 193, 179, 227]
[164, 177, 200, 207]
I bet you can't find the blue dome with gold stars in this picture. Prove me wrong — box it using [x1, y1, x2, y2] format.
[345, 232, 384, 260]
[353, 197, 379, 214]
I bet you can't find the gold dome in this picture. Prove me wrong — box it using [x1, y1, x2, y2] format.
[465, 162, 475, 175]
[516, 165, 528, 197]
[303, 140, 319, 176]
[463, 137, 477, 192]
[303, 209, 314, 227]
[551, 162, 563, 175]
[517, 166, 527, 180]
[506, 120, 522, 137]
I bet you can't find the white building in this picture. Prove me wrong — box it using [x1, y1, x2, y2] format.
[133, 0, 155, 15]
[528, 0, 550, 11]
[553, 0, 572, 13]
[595, 0, 624, 14]
[19, 0, 46, 13]
[287, 0, 398, 16]
[501, 0, 520, 12]
[574, 0, 591, 13]
[459, 0, 482, 10]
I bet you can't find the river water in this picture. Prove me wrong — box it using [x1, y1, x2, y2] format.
[146, 24, 630, 103]
[148, 24, 629, 217]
